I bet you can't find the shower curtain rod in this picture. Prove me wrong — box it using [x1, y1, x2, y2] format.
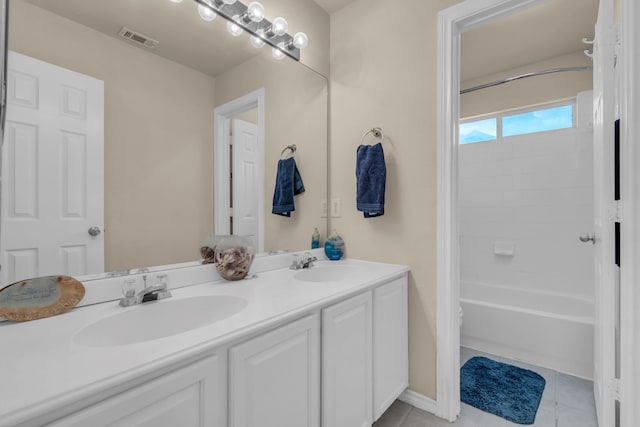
[460, 66, 593, 94]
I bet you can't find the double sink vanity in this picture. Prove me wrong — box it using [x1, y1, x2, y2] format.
[0, 253, 408, 427]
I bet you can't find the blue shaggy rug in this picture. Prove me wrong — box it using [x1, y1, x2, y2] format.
[461, 356, 546, 425]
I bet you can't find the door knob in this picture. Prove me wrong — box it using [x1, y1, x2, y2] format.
[579, 233, 596, 244]
[88, 226, 101, 237]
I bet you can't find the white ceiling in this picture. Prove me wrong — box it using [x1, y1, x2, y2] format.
[461, 0, 599, 82]
[311, 0, 356, 14]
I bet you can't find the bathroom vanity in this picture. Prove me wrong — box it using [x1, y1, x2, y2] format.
[0, 257, 408, 427]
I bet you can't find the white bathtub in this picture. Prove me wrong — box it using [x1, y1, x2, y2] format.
[460, 281, 594, 379]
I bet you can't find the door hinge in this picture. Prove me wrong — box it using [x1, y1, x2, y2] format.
[607, 200, 622, 222]
[229, 207, 233, 217]
[613, 24, 621, 68]
[608, 378, 621, 400]
[613, 23, 620, 47]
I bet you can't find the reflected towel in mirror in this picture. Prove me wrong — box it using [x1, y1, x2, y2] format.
[356, 143, 386, 218]
[272, 157, 305, 217]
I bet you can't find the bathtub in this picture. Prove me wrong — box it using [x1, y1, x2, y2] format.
[460, 281, 594, 379]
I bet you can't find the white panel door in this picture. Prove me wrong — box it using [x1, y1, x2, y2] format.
[373, 277, 409, 420]
[229, 314, 320, 427]
[1, 52, 104, 284]
[591, 0, 616, 425]
[322, 292, 372, 427]
[232, 119, 262, 252]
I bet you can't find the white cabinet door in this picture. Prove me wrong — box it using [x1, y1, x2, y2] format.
[49, 353, 225, 427]
[229, 314, 320, 427]
[373, 276, 409, 420]
[322, 291, 373, 427]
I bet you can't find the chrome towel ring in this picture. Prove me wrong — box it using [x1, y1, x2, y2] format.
[360, 127, 384, 145]
[280, 144, 297, 158]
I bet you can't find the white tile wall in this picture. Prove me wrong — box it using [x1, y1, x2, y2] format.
[459, 94, 595, 300]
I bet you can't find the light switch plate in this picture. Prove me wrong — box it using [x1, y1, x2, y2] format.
[321, 200, 328, 218]
[331, 198, 342, 218]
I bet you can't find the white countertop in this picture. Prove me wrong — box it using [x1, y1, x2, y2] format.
[0, 259, 408, 427]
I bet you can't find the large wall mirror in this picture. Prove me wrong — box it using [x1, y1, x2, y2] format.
[1, 0, 328, 285]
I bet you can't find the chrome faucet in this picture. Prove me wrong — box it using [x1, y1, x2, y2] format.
[136, 282, 172, 303]
[119, 274, 172, 307]
[302, 255, 317, 268]
[290, 253, 318, 270]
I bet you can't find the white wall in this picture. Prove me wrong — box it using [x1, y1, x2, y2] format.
[459, 92, 595, 300]
[329, 0, 464, 398]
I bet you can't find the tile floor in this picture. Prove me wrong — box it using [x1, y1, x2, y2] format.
[373, 347, 598, 427]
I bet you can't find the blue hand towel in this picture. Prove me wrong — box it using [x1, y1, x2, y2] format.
[356, 143, 386, 218]
[272, 157, 305, 217]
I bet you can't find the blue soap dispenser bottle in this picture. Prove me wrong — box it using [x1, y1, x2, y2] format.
[311, 227, 320, 249]
[324, 230, 344, 260]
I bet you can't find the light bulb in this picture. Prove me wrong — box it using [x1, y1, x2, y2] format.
[227, 15, 244, 36]
[197, 2, 216, 21]
[222, 0, 236, 3]
[250, 30, 265, 48]
[271, 17, 288, 36]
[272, 43, 285, 60]
[246, 2, 265, 23]
[292, 32, 308, 49]
[170, 0, 183, 3]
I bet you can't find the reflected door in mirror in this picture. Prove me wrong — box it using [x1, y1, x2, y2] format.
[232, 118, 262, 251]
[1, 52, 104, 285]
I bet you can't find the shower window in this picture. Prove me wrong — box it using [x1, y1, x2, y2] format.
[460, 118, 497, 144]
[502, 104, 574, 137]
[460, 100, 575, 144]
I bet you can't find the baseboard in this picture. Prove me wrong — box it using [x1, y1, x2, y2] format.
[398, 389, 437, 414]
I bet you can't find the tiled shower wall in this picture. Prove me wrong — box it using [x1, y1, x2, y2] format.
[459, 92, 595, 300]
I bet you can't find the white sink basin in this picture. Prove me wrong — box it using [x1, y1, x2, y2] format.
[74, 296, 247, 347]
[294, 266, 352, 282]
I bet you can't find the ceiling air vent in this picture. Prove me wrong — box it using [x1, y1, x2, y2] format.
[118, 27, 159, 49]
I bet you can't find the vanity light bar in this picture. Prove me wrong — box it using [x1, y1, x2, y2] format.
[191, 0, 306, 61]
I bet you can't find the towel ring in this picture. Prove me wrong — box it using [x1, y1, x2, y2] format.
[281, 144, 297, 159]
[359, 127, 384, 145]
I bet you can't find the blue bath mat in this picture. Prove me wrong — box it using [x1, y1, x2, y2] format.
[461, 356, 545, 425]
